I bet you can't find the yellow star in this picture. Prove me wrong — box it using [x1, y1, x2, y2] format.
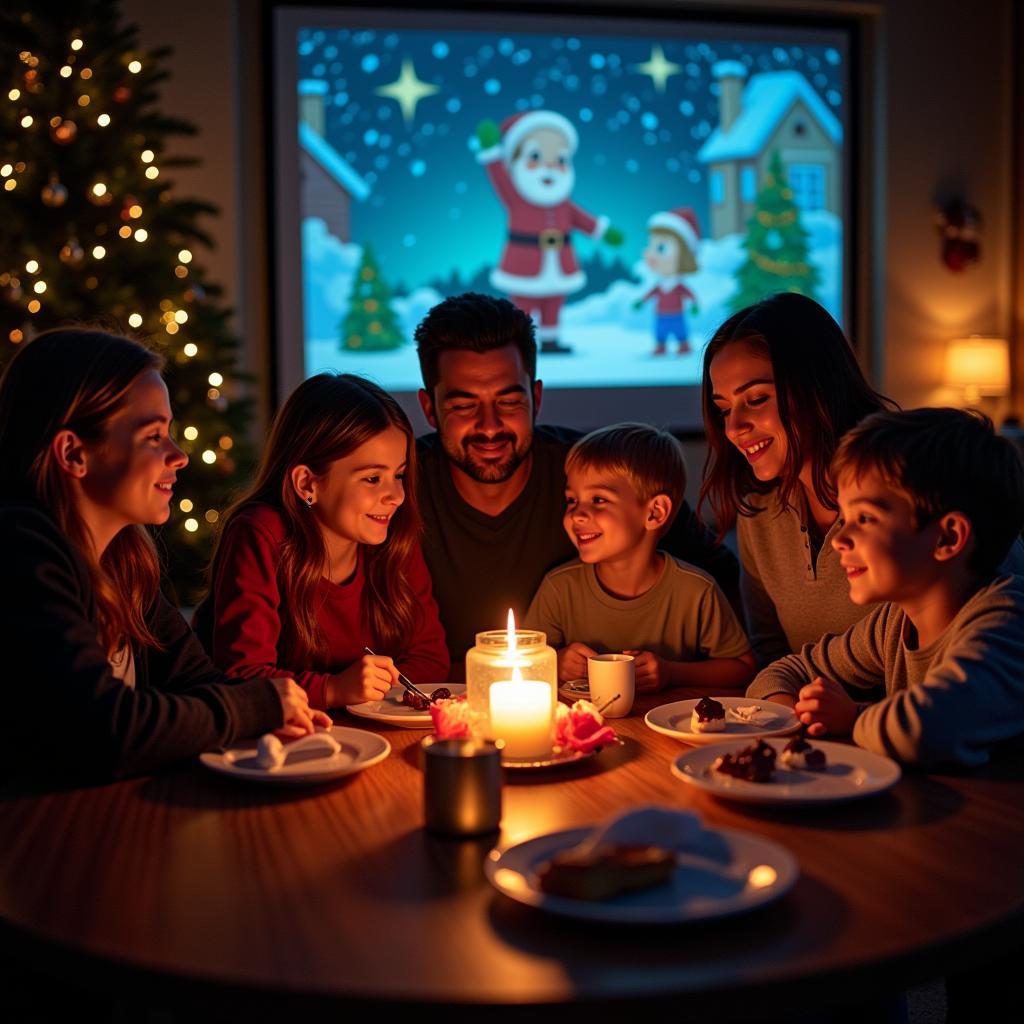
[632, 44, 682, 94]
[375, 58, 440, 125]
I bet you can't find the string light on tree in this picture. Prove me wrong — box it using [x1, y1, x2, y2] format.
[1, 0, 253, 599]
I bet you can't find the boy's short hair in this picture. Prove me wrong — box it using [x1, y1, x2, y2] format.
[832, 407, 1024, 575]
[565, 422, 687, 533]
[414, 292, 537, 394]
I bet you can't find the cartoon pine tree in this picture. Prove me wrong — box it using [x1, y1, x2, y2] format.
[730, 151, 820, 311]
[341, 242, 403, 351]
[0, 0, 253, 602]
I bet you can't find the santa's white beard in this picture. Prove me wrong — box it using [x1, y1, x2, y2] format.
[510, 159, 575, 208]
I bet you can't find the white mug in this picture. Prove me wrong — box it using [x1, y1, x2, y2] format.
[586, 653, 635, 718]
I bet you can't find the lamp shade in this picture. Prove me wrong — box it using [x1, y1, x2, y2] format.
[945, 336, 1010, 395]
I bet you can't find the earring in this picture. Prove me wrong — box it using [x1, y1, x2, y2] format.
[305, 494, 314, 508]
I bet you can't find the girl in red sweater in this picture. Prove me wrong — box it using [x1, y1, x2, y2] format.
[197, 374, 449, 709]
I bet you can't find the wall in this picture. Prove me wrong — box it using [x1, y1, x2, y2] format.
[122, 0, 1020, 430]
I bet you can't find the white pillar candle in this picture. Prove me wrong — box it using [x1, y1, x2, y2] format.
[490, 674, 552, 759]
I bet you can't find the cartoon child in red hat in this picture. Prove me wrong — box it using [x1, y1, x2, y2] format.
[476, 111, 623, 354]
[633, 207, 700, 356]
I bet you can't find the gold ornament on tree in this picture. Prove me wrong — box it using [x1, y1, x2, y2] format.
[41, 177, 68, 206]
[59, 238, 85, 266]
[50, 119, 77, 144]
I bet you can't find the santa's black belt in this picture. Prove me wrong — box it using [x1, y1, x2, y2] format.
[508, 229, 571, 250]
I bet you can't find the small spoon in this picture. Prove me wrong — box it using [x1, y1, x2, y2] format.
[362, 647, 434, 704]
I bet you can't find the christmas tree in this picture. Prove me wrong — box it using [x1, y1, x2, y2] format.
[0, 0, 252, 602]
[341, 241, 404, 351]
[730, 150, 820, 311]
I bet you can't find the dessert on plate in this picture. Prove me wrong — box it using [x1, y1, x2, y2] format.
[712, 738, 777, 782]
[690, 696, 726, 733]
[536, 843, 676, 901]
[780, 735, 827, 771]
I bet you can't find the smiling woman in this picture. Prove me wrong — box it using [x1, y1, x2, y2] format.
[0, 328, 325, 781]
[699, 294, 896, 666]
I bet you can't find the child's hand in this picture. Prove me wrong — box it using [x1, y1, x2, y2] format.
[795, 676, 859, 736]
[271, 677, 332, 738]
[690, 301, 700, 316]
[559, 642, 598, 682]
[602, 225, 625, 246]
[328, 655, 399, 706]
[624, 650, 668, 692]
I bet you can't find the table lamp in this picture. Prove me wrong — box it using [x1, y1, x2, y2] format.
[944, 336, 1009, 404]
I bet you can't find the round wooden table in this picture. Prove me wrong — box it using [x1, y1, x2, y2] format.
[1, 696, 1022, 1021]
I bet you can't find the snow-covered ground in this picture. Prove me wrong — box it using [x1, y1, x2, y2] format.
[302, 211, 842, 391]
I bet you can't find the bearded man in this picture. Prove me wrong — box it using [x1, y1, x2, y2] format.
[476, 111, 623, 354]
[414, 293, 740, 669]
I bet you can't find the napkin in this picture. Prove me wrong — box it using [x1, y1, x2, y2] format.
[728, 704, 780, 726]
[256, 730, 340, 770]
[582, 805, 732, 865]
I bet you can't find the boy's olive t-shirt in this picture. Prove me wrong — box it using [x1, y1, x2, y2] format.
[524, 554, 750, 662]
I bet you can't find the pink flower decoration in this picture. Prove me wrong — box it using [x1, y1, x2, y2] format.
[429, 696, 474, 739]
[554, 700, 617, 754]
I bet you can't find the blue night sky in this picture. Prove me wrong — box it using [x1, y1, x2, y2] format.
[296, 25, 846, 290]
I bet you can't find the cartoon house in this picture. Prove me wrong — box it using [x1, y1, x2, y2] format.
[298, 79, 369, 241]
[697, 62, 842, 239]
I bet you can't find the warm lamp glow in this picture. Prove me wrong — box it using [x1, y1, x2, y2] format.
[945, 336, 1010, 401]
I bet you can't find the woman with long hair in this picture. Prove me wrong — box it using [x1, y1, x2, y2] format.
[0, 328, 328, 780]
[700, 293, 898, 666]
[196, 373, 448, 708]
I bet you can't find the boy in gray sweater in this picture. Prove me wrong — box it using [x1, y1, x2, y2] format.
[747, 407, 1024, 766]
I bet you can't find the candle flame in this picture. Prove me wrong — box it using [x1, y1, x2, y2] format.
[507, 608, 517, 656]
[512, 666, 522, 684]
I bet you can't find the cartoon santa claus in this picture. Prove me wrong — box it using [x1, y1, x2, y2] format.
[476, 111, 623, 353]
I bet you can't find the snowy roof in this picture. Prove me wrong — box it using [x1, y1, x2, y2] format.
[697, 70, 842, 164]
[299, 79, 329, 96]
[299, 122, 370, 201]
[712, 60, 747, 80]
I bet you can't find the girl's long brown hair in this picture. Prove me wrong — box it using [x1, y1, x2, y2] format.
[211, 374, 420, 665]
[0, 328, 165, 655]
[699, 293, 897, 534]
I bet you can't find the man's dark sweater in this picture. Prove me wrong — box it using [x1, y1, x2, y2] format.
[417, 425, 740, 662]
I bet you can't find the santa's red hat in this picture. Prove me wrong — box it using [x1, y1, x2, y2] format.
[500, 110, 578, 162]
[647, 207, 700, 255]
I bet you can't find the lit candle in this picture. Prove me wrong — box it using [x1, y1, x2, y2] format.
[489, 666, 553, 759]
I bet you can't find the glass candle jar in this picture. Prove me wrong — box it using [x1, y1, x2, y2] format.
[465, 628, 557, 749]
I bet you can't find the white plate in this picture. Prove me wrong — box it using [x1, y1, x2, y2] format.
[671, 738, 901, 806]
[558, 678, 591, 701]
[346, 684, 467, 728]
[199, 726, 390, 785]
[485, 825, 797, 924]
[645, 696, 799, 745]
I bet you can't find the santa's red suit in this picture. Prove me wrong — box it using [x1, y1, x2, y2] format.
[477, 111, 608, 345]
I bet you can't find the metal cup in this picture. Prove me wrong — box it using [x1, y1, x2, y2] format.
[421, 736, 502, 838]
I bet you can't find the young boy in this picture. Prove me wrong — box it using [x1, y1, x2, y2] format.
[747, 407, 1024, 765]
[525, 423, 754, 693]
